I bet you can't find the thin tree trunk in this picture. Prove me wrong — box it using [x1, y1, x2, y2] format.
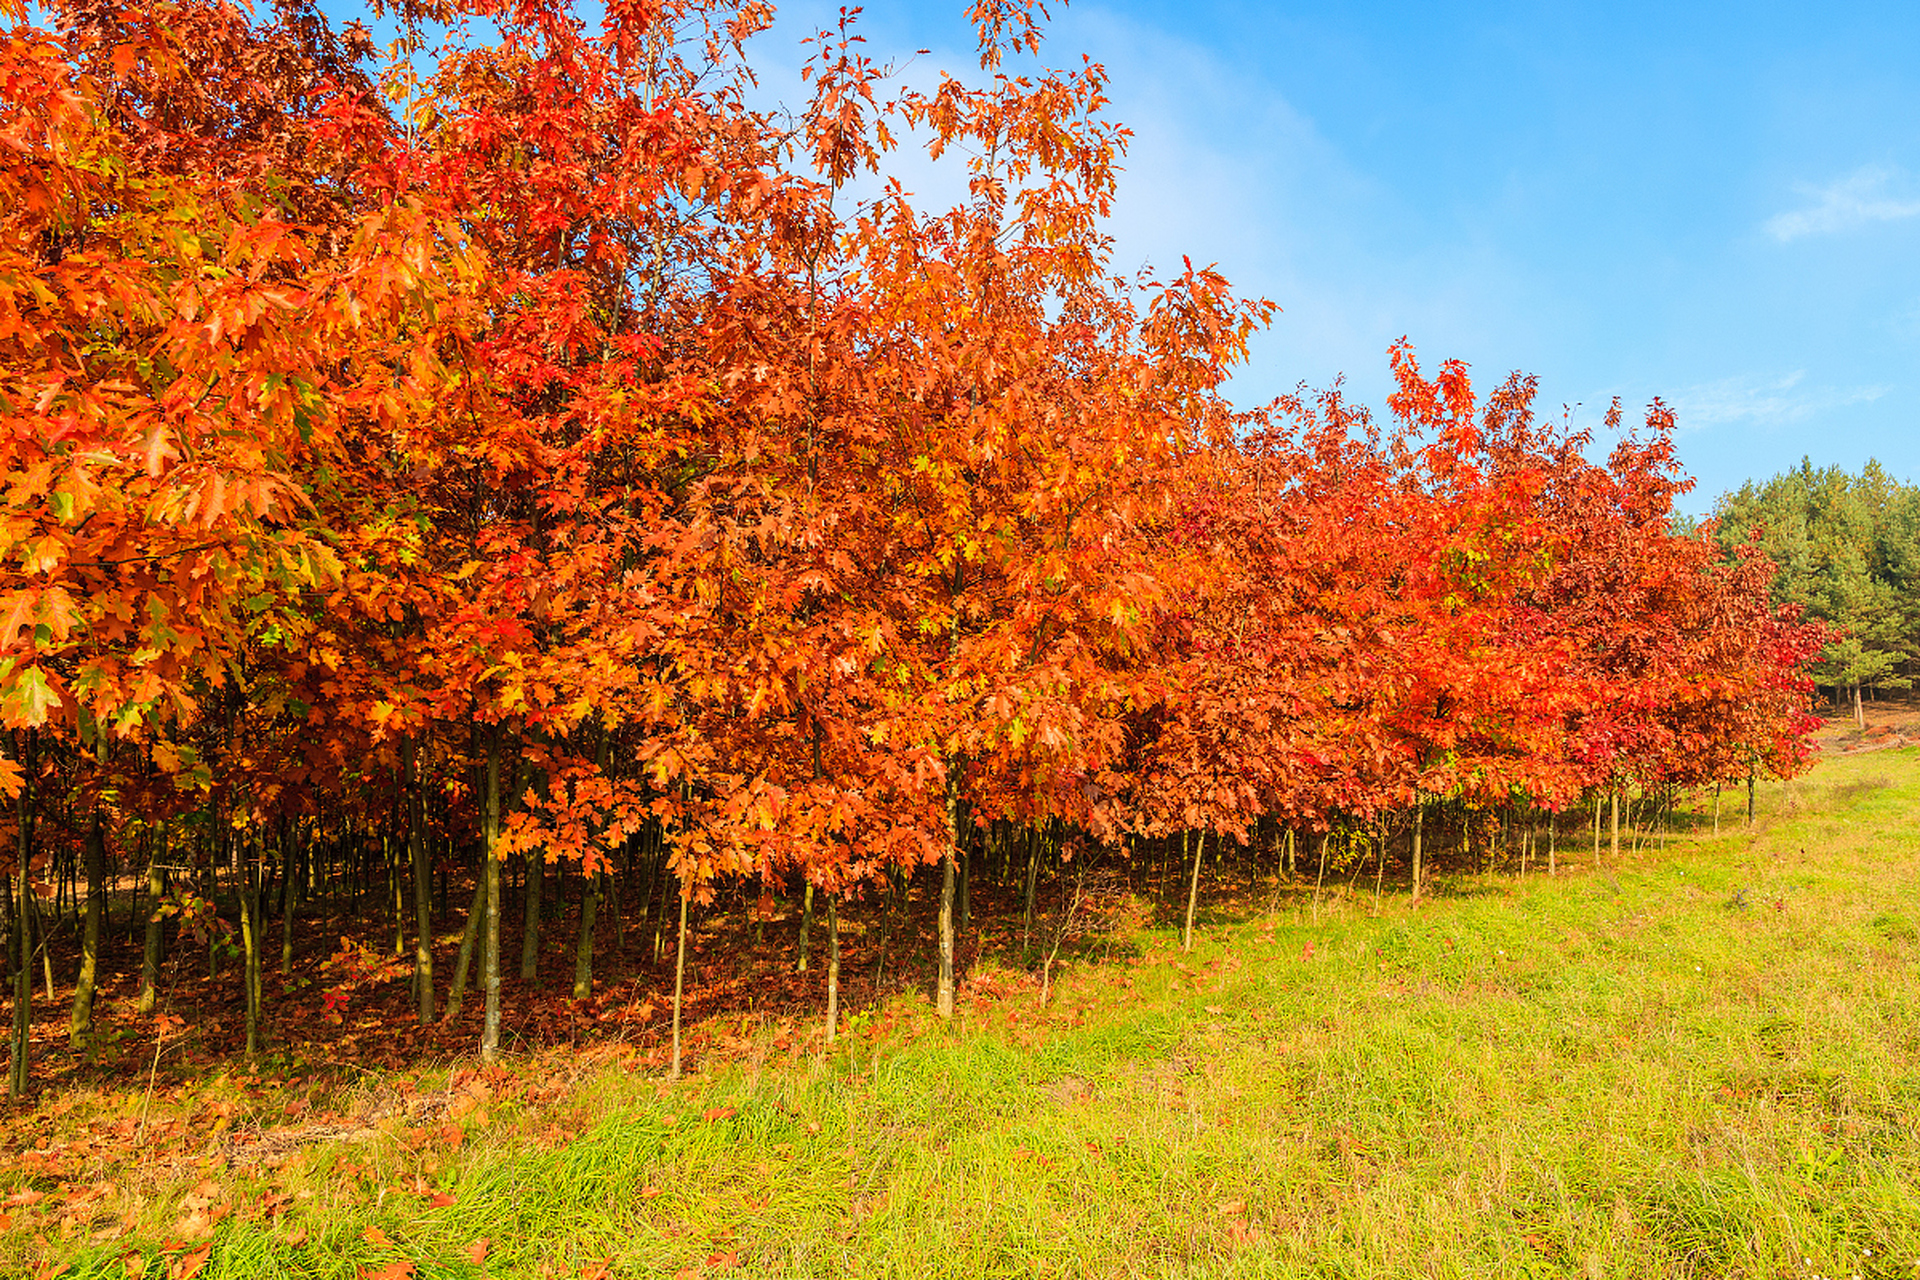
[445, 869, 487, 1021]
[1312, 830, 1329, 922]
[1183, 829, 1204, 953]
[1548, 809, 1557, 876]
[407, 740, 433, 1024]
[796, 882, 813, 973]
[1746, 767, 1756, 826]
[69, 812, 105, 1054]
[140, 825, 165, 1014]
[670, 877, 689, 1079]
[1609, 788, 1620, 866]
[280, 825, 298, 977]
[10, 731, 35, 1098]
[1021, 824, 1040, 956]
[957, 837, 970, 933]
[520, 845, 543, 983]
[480, 729, 503, 1062]
[825, 895, 839, 1044]
[937, 771, 958, 1019]
[1410, 800, 1424, 902]
[239, 838, 260, 1061]
[572, 870, 600, 1000]
[1712, 783, 1721, 838]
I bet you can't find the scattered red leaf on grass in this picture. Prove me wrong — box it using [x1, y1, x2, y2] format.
[702, 1106, 736, 1122]
[167, 1243, 212, 1280]
[465, 1238, 490, 1265]
[359, 1262, 416, 1280]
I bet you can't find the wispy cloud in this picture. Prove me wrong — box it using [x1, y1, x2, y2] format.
[1668, 371, 1889, 429]
[1766, 166, 1920, 242]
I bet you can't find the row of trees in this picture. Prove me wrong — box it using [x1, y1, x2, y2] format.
[1713, 459, 1920, 723]
[1, 0, 1821, 1093]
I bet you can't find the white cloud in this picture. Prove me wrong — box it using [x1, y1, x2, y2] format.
[1765, 166, 1920, 242]
[1667, 370, 1888, 430]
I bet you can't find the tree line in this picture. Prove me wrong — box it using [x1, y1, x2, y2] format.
[0, 0, 1823, 1093]
[1713, 459, 1920, 725]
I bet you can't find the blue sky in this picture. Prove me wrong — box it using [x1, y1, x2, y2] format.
[753, 0, 1920, 510]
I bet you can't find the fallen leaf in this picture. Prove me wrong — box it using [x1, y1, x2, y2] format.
[358, 1263, 415, 1280]
[362, 1226, 392, 1249]
[465, 1238, 489, 1266]
[168, 1243, 212, 1280]
[425, 1192, 456, 1208]
[702, 1106, 736, 1122]
[640, 1185, 663, 1199]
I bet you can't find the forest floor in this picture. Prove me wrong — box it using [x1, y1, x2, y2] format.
[4, 730, 1919, 1277]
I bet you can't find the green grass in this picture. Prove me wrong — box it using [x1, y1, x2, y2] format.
[11, 752, 1920, 1278]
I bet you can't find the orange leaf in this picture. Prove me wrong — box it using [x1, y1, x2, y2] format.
[168, 1243, 212, 1280]
[358, 1263, 415, 1280]
[701, 1106, 736, 1122]
[361, 1226, 392, 1249]
[465, 1238, 489, 1266]
[425, 1192, 455, 1208]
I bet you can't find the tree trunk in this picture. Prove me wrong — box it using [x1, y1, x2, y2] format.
[1410, 800, 1424, 902]
[1609, 788, 1620, 866]
[139, 825, 165, 1015]
[407, 740, 433, 1024]
[937, 772, 958, 1019]
[69, 812, 105, 1054]
[1312, 830, 1329, 923]
[670, 877, 689, 1079]
[796, 881, 813, 973]
[825, 895, 839, 1044]
[1854, 683, 1864, 728]
[1712, 783, 1721, 838]
[1021, 824, 1040, 957]
[239, 838, 261, 1061]
[1182, 829, 1204, 953]
[957, 836, 971, 933]
[10, 731, 35, 1098]
[1747, 768, 1756, 826]
[572, 870, 600, 1000]
[279, 825, 298, 977]
[481, 729, 503, 1062]
[519, 845, 542, 983]
[1548, 809, 1557, 877]
[445, 869, 487, 1021]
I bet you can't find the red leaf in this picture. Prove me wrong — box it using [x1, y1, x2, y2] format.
[168, 1244, 212, 1280]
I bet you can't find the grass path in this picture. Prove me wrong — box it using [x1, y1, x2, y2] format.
[9, 751, 1920, 1278]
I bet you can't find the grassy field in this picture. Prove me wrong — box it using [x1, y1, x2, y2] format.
[6, 749, 1919, 1279]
